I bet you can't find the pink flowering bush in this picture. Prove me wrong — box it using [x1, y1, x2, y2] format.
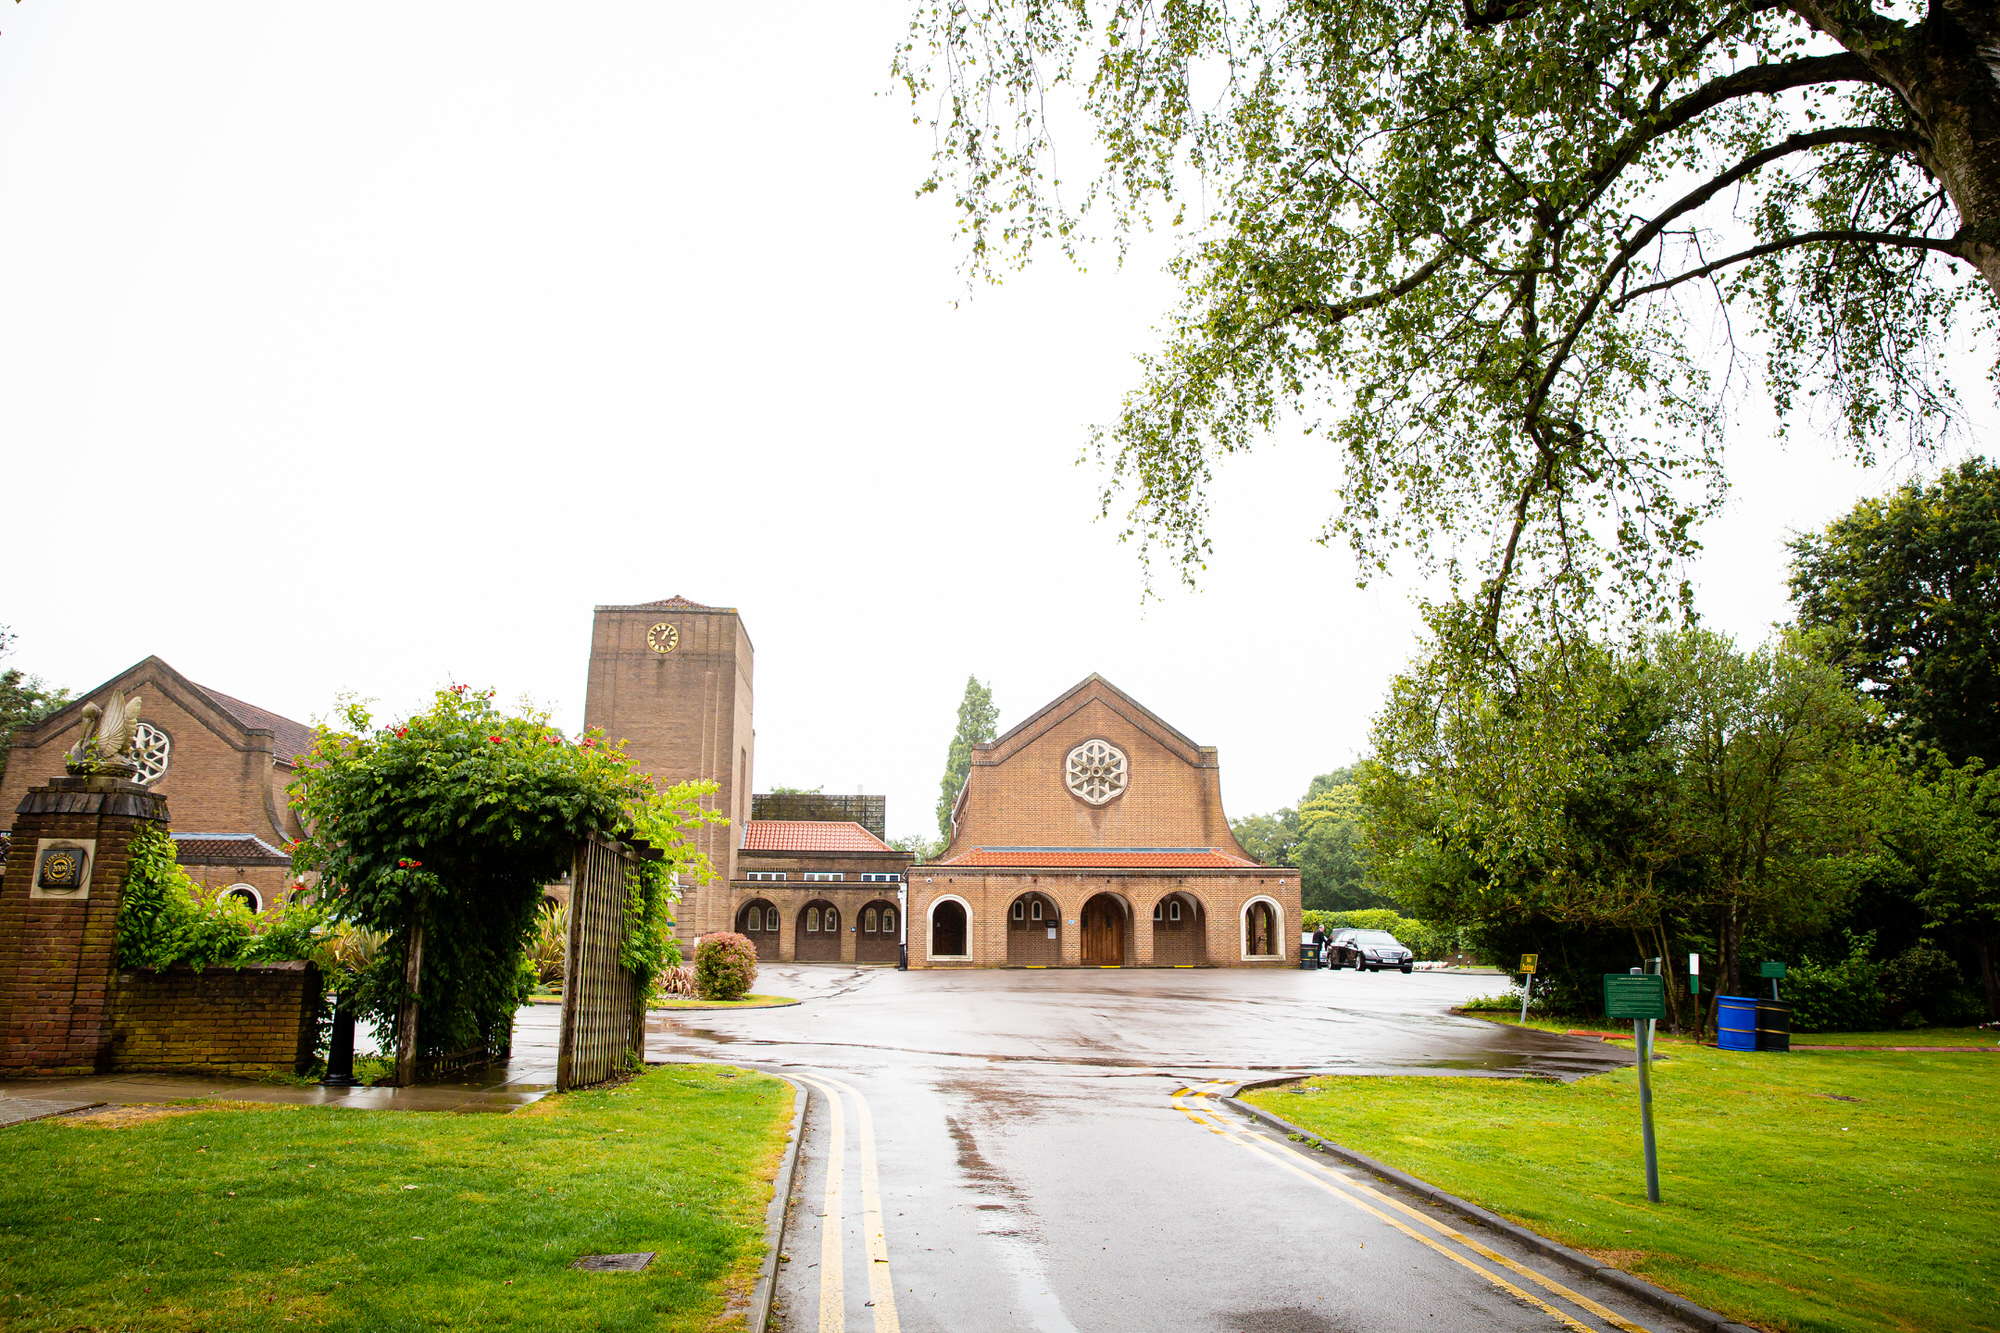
[694, 932, 758, 1002]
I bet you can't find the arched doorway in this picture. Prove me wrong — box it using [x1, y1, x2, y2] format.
[930, 899, 968, 958]
[1150, 891, 1207, 965]
[1243, 899, 1281, 959]
[1006, 891, 1061, 965]
[796, 900, 842, 962]
[736, 898, 780, 958]
[1080, 893, 1128, 965]
[856, 898, 900, 964]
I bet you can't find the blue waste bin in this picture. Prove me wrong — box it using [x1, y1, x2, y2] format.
[1717, 994, 1758, 1051]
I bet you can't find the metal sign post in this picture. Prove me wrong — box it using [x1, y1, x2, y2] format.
[1604, 971, 1668, 1203]
[1761, 959, 1786, 1001]
[1518, 953, 1538, 1022]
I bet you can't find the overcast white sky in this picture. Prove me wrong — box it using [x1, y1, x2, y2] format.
[2, 4, 1991, 844]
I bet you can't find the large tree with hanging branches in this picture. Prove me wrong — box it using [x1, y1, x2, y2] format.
[897, 0, 1999, 630]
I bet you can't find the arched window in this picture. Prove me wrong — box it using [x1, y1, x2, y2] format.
[1152, 901, 1163, 921]
[807, 907, 822, 932]
[1169, 900, 1183, 922]
[226, 883, 260, 912]
[882, 908, 896, 934]
[1030, 899, 1043, 921]
[824, 908, 839, 933]
[864, 907, 879, 932]
[1013, 899, 1025, 921]
[766, 906, 780, 932]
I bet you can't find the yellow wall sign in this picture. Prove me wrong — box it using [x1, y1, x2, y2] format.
[1519, 953, 1538, 974]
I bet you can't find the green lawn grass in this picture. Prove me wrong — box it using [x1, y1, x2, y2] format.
[1790, 1028, 1996, 1047]
[1244, 1051, 1998, 1333]
[0, 1063, 793, 1332]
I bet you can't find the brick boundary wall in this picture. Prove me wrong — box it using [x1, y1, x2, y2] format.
[109, 961, 321, 1077]
[0, 777, 169, 1076]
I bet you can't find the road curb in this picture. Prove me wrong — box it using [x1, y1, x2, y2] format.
[1222, 1078, 1759, 1333]
[747, 1079, 808, 1333]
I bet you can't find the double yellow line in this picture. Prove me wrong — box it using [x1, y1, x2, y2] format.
[1173, 1084, 1655, 1333]
[793, 1073, 900, 1333]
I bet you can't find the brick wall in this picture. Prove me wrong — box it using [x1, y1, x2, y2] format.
[947, 681, 1249, 856]
[109, 961, 320, 1076]
[907, 869, 1300, 968]
[0, 778, 167, 1075]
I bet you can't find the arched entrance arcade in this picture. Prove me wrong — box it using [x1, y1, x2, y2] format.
[1080, 892, 1129, 965]
[929, 897, 969, 959]
[1150, 891, 1207, 965]
[1243, 897, 1283, 960]
[856, 898, 900, 964]
[1006, 891, 1061, 965]
[797, 900, 842, 962]
[736, 898, 780, 958]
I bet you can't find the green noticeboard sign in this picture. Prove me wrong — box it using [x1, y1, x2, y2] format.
[1604, 973, 1667, 1021]
[1760, 961, 1787, 979]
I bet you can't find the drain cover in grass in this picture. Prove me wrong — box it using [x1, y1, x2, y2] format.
[571, 1252, 657, 1272]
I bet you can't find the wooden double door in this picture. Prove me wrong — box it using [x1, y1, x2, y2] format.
[1080, 893, 1127, 965]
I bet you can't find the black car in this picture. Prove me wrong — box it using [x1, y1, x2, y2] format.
[1327, 928, 1414, 973]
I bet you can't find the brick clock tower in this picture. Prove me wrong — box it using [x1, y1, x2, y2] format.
[583, 596, 752, 943]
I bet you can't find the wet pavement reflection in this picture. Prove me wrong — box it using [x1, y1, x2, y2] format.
[638, 965, 1687, 1333]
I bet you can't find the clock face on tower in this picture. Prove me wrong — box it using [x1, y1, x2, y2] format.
[647, 623, 680, 654]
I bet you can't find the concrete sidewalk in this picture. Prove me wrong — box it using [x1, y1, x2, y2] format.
[0, 1004, 564, 1119]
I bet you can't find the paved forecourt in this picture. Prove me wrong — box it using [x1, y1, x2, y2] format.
[640, 965, 1698, 1333]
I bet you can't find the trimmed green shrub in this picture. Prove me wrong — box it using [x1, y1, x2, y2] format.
[694, 932, 758, 1002]
[1785, 933, 1886, 1033]
[1302, 909, 1461, 960]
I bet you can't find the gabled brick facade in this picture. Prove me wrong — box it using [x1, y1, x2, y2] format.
[0, 657, 307, 853]
[914, 675, 1300, 969]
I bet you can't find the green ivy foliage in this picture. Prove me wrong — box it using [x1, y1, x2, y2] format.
[117, 822, 329, 972]
[288, 686, 718, 1059]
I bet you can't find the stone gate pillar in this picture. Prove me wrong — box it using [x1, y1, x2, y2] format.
[0, 772, 169, 1076]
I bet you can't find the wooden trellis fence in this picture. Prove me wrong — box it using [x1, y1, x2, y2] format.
[556, 832, 659, 1091]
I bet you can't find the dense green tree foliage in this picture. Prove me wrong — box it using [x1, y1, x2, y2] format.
[0, 627, 70, 790]
[899, 0, 1996, 629]
[1789, 458, 2000, 768]
[937, 675, 999, 839]
[1364, 620, 1880, 1023]
[1232, 766, 1391, 909]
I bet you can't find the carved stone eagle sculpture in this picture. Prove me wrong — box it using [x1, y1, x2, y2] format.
[64, 689, 144, 775]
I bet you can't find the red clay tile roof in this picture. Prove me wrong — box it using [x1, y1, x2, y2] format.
[742, 820, 896, 852]
[197, 686, 316, 765]
[937, 847, 1257, 869]
[171, 832, 292, 864]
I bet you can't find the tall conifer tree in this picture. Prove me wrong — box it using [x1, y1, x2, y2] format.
[937, 676, 999, 841]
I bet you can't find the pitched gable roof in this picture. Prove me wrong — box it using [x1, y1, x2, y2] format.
[979, 673, 1206, 766]
[26, 656, 315, 766]
[741, 820, 895, 853]
[198, 687, 316, 764]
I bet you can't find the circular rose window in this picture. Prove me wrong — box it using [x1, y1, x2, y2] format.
[1065, 738, 1128, 805]
[130, 723, 171, 785]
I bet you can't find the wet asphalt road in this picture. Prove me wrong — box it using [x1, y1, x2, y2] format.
[645, 966, 1693, 1333]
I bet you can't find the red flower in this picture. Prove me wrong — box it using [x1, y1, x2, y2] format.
[489, 735, 504, 743]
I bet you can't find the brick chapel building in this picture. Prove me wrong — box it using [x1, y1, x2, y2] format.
[0, 657, 310, 909]
[909, 674, 1300, 968]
